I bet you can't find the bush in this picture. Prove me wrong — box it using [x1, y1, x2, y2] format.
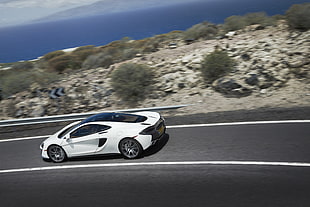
[200, 50, 235, 83]
[48, 54, 82, 73]
[183, 22, 218, 40]
[82, 52, 114, 69]
[286, 3, 310, 31]
[223, 12, 275, 32]
[72, 45, 99, 61]
[43, 50, 65, 61]
[243, 12, 273, 26]
[0, 69, 59, 98]
[223, 15, 246, 32]
[11, 61, 34, 70]
[111, 63, 154, 104]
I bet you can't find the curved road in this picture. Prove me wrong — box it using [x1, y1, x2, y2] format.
[0, 121, 310, 206]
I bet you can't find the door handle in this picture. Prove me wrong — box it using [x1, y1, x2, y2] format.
[98, 131, 107, 134]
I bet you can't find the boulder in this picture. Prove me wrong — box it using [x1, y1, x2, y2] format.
[29, 105, 45, 117]
[245, 74, 259, 86]
[213, 78, 252, 97]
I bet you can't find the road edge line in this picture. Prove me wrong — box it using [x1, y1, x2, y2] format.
[1, 161, 310, 174]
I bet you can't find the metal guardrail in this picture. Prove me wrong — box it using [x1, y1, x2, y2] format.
[0, 105, 190, 127]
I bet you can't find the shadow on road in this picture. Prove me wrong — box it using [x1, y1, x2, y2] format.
[143, 133, 170, 158]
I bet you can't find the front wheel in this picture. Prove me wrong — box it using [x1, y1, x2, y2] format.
[47, 145, 67, 163]
[119, 138, 143, 159]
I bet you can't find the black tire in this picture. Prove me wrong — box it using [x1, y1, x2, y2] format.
[119, 138, 143, 159]
[47, 145, 67, 163]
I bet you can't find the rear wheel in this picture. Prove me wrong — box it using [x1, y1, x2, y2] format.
[119, 138, 143, 159]
[47, 145, 67, 163]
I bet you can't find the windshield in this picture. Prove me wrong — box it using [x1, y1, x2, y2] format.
[57, 123, 79, 139]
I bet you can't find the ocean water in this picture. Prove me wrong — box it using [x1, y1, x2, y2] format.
[0, 0, 307, 63]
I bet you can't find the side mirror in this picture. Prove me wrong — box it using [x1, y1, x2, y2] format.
[64, 135, 71, 141]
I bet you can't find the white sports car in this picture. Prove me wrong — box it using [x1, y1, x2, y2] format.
[40, 111, 166, 163]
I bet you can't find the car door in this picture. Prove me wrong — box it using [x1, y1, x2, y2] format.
[62, 124, 110, 156]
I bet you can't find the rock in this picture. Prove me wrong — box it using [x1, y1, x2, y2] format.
[213, 78, 252, 97]
[29, 105, 45, 117]
[15, 108, 24, 118]
[260, 89, 267, 94]
[168, 43, 177, 49]
[245, 74, 259, 86]
[178, 83, 186, 89]
[192, 57, 203, 64]
[240, 53, 251, 61]
[182, 56, 192, 64]
[287, 59, 309, 68]
[225, 31, 236, 38]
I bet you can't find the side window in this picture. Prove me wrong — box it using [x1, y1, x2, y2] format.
[70, 125, 98, 138]
[69, 124, 111, 138]
[97, 125, 111, 132]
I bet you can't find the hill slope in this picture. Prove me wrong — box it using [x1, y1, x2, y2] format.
[0, 22, 309, 119]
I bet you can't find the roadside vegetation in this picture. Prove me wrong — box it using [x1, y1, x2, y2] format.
[0, 68, 59, 99]
[285, 3, 310, 31]
[0, 3, 308, 100]
[110, 63, 154, 105]
[200, 50, 235, 83]
[222, 12, 278, 32]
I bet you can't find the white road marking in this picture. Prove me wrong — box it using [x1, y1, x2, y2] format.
[1, 161, 310, 174]
[1, 120, 309, 143]
[167, 120, 310, 129]
[0, 135, 49, 143]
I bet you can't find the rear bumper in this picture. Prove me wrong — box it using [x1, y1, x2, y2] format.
[151, 132, 165, 145]
[151, 124, 166, 142]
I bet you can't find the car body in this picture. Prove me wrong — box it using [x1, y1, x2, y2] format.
[40, 111, 166, 162]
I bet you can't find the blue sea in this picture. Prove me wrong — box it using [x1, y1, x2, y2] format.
[0, 0, 307, 63]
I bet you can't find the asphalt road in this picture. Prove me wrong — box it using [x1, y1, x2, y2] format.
[1, 121, 310, 206]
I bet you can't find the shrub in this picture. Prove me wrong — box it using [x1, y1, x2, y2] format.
[43, 50, 65, 61]
[200, 50, 235, 83]
[243, 12, 273, 26]
[121, 48, 139, 59]
[223, 15, 246, 32]
[82, 52, 114, 69]
[0, 71, 33, 98]
[111, 63, 154, 105]
[48, 54, 82, 73]
[72, 45, 99, 60]
[11, 61, 34, 70]
[183, 22, 218, 40]
[74, 45, 96, 52]
[0, 69, 59, 98]
[223, 12, 275, 32]
[286, 3, 310, 31]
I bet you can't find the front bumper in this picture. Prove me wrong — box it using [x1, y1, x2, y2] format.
[41, 149, 49, 159]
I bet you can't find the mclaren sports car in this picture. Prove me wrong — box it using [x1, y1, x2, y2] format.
[40, 111, 166, 162]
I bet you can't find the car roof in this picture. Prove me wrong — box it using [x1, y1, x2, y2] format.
[80, 112, 147, 125]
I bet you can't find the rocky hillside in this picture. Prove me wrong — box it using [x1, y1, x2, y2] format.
[1, 21, 309, 119]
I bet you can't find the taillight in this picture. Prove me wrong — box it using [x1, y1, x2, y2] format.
[139, 126, 155, 135]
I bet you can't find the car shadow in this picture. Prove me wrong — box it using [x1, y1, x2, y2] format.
[142, 133, 170, 158]
[66, 133, 170, 162]
[68, 153, 123, 162]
